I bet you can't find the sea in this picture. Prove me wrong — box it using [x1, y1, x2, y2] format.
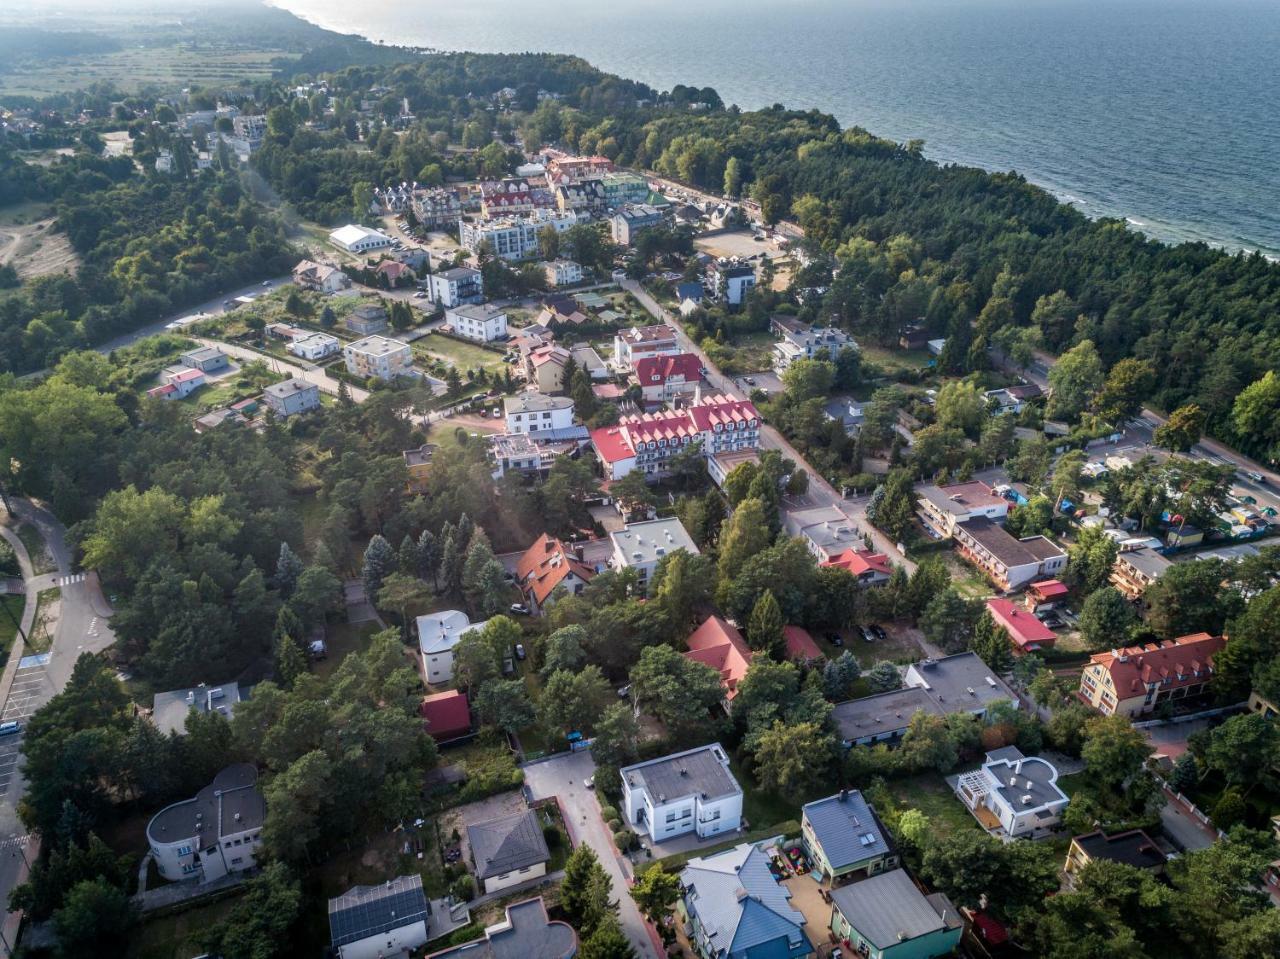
[274, 0, 1280, 258]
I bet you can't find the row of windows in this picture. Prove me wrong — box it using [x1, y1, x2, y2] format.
[665, 807, 693, 823]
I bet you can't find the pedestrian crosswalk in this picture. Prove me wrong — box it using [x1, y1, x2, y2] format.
[54, 573, 86, 586]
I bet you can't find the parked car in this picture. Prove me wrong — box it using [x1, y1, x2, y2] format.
[0, 721, 21, 737]
[514, 643, 526, 660]
[413, 290, 428, 298]
[870, 623, 887, 640]
[860, 626, 875, 643]
[825, 631, 844, 647]
[583, 776, 595, 789]
[509, 603, 530, 615]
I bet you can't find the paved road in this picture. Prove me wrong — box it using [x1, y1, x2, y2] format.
[0, 500, 115, 956]
[621, 279, 915, 571]
[521, 752, 658, 959]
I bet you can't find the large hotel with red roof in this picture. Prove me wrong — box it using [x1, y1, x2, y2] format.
[589, 393, 762, 480]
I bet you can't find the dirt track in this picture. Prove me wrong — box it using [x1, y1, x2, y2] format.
[0, 218, 80, 280]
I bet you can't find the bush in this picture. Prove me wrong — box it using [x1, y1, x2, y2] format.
[1212, 789, 1246, 830]
[606, 818, 622, 833]
[613, 829, 633, 851]
[0, 542, 18, 578]
[543, 824, 563, 849]
[599, 805, 619, 822]
[449, 874, 476, 902]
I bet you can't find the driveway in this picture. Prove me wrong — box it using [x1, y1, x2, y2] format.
[522, 751, 658, 959]
[1159, 792, 1217, 852]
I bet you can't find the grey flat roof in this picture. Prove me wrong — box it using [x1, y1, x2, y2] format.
[147, 764, 263, 846]
[329, 874, 428, 948]
[504, 392, 574, 415]
[610, 518, 698, 566]
[152, 681, 244, 735]
[908, 652, 1017, 710]
[984, 748, 1067, 810]
[802, 791, 894, 869]
[468, 810, 550, 880]
[1118, 548, 1172, 578]
[832, 686, 939, 742]
[438, 266, 480, 280]
[265, 378, 316, 399]
[830, 868, 957, 950]
[347, 334, 407, 356]
[1073, 830, 1166, 870]
[428, 898, 577, 959]
[622, 743, 740, 805]
[451, 303, 506, 321]
[960, 517, 1063, 566]
[918, 482, 1005, 517]
[183, 346, 224, 362]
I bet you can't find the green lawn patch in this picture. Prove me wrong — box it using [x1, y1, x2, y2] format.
[413, 332, 507, 376]
[27, 586, 59, 653]
[858, 344, 933, 372]
[729, 754, 799, 832]
[884, 774, 981, 838]
[15, 523, 54, 575]
[0, 594, 24, 659]
[125, 896, 240, 959]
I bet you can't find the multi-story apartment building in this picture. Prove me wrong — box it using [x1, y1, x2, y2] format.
[504, 392, 575, 435]
[590, 394, 761, 481]
[621, 743, 742, 842]
[478, 178, 555, 218]
[343, 335, 413, 381]
[446, 303, 508, 342]
[458, 210, 578, 260]
[600, 171, 651, 207]
[427, 267, 484, 308]
[610, 204, 664, 245]
[1109, 547, 1172, 600]
[610, 517, 700, 595]
[951, 517, 1066, 591]
[707, 261, 757, 305]
[410, 187, 462, 228]
[634, 352, 704, 407]
[613, 324, 680, 366]
[772, 323, 858, 372]
[916, 481, 1010, 538]
[263, 378, 320, 418]
[147, 764, 264, 883]
[543, 258, 584, 287]
[1079, 633, 1225, 718]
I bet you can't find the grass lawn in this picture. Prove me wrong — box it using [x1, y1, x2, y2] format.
[314, 620, 380, 681]
[885, 774, 982, 838]
[15, 523, 54, 575]
[27, 586, 59, 653]
[126, 896, 240, 959]
[0, 594, 24, 659]
[414, 333, 507, 375]
[941, 553, 993, 599]
[1055, 772, 1087, 799]
[729, 754, 797, 832]
[859, 344, 934, 372]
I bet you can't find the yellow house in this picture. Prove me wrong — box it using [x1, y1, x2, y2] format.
[527, 345, 570, 393]
[1079, 633, 1225, 718]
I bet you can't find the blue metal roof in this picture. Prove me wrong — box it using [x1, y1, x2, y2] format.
[802, 791, 892, 870]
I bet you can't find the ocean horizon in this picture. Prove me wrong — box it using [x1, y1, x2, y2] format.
[272, 0, 1280, 259]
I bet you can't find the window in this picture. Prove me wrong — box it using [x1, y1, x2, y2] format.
[177, 845, 192, 857]
[666, 812, 677, 823]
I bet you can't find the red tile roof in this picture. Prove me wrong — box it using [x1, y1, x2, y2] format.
[685, 616, 753, 700]
[420, 690, 472, 741]
[589, 425, 636, 464]
[1029, 579, 1070, 600]
[985, 598, 1057, 651]
[590, 395, 760, 465]
[822, 548, 892, 579]
[634, 352, 702, 385]
[685, 395, 760, 431]
[783, 626, 822, 662]
[1087, 633, 1225, 695]
[529, 345, 571, 368]
[515, 533, 596, 605]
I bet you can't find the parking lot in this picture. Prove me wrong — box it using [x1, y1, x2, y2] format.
[0, 653, 54, 797]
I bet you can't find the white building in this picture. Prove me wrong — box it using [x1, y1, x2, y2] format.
[543, 258, 584, 287]
[772, 324, 858, 372]
[621, 743, 743, 843]
[446, 303, 508, 342]
[328, 874, 429, 959]
[343, 335, 413, 381]
[458, 210, 577, 260]
[613, 324, 680, 367]
[328, 224, 394, 254]
[784, 505, 863, 561]
[292, 259, 350, 293]
[609, 517, 699, 595]
[708, 262, 757, 306]
[488, 432, 550, 479]
[427, 266, 484, 308]
[468, 810, 551, 895]
[416, 609, 486, 685]
[610, 204, 663, 245]
[146, 764, 265, 883]
[956, 746, 1070, 838]
[504, 392, 575, 435]
[288, 332, 341, 361]
[263, 378, 320, 418]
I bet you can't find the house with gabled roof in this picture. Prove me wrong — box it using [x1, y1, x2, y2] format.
[678, 840, 811, 959]
[685, 615, 754, 704]
[329, 874, 429, 959]
[634, 352, 704, 406]
[514, 533, 596, 612]
[985, 597, 1056, 655]
[822, 547, 893, 586]
[1078, 633, 1225, 718]
[828, 868, 961, 959]
[802, 789, 898, 881]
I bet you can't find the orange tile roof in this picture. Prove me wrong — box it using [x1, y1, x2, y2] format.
[1088, 633, 1225, 694]
[685, 615, 753, 700]
[783, 626, 822, 662]
[822, 548, 892, 578]
[985, 598, 1056, 650]
[515, 533, 596, 605]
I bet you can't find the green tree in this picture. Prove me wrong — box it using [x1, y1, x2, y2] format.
[542, 625, 588, 677]
[1144, 559, 1240, 640]
[377, 572, 432, 634]
[205, 863, 301, 959]
[899, 712, 959, 773]
[822, 652, 861, 701]
[275, 542, 305, 597]
[630, 867, 680, 939]
[540, 666, 613, 735]
[474, 679, 536, 735]
[629, 645, 724, 736]
[561, 845, 615, 933]
[1093, 358, 1155, 422]
[970, 612, 1015, 673]
[361, 535, 396, 604]
[1066, 524, 1119, 594]
[746, 590, 785, 658]
[716, 498, 772, 586]
[752, 720, 833, 801]
[1154, 404, 1206, 452]
[274, 632, 308, 689]
[866, 469, 916, 543]
[53, 877, 133, 956]
[1081, 714, 1154, 790]
[723, 156, 743, 196]
[1200, 713, 1280, 790]
[865, 660, 902, 692]
[1233, 371, 1280, 455]
[650, 549, 715, 629]
[781, 358, 835, 401]
[461, 531, 509, 618]
[1078, 587, 1138, 649]
[1215, 586, 1280, 703]
[589, 702, 640, 770]
[935, 379, 986, 436]
[1046, 339, 1104, 423]
[919, 590, 980, 653]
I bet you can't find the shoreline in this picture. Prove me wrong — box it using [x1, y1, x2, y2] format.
[267, 0, 1278, 261]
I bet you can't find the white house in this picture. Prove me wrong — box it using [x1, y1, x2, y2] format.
[504, 392, 575, 435]
[328, 223, 394, 254]
[772, 324, 857, 372]
[916, 481, 1010, 538]
[446, 303, 508, 342]
[613, 324, 680, 367]
[708, 262, 756, 306]
[621, 743, 743, 843]
[589, 395, 761, 482]
[292, 259, 349, 293]
[609, 517, 699, 595]
[468, 810, 551, 894]
[955, 746, 1070, 838]
[343, 335, 413, 381]
[458, 210, 577, 260]
[427, 266, 484, 307]
[784, 505, 863, 561]
[288, 332, 341, 361]
[328, 874, 429, 959]
[263, 378, 320, 418]
[146, 764, 264, 883]
[543, 258, 584, 287]
[416, 609, 486, 685]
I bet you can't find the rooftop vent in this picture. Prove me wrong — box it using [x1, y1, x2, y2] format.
[967, 687, 976, 696]
[1021, 794, 1033, 805]
[985, 677, 998, 687]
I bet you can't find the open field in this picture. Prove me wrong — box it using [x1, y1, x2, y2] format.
[0, 44, 297, 98]
[0, 210, 80, 282]
[413, 332, 508, 375]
